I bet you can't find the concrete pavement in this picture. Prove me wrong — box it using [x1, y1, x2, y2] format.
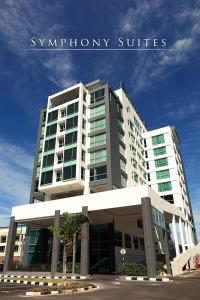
[0, 272, 199, 300]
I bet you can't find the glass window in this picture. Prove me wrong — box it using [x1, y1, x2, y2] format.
[139, 238, 145, 250]
[156, 169, 170, 180]
[60, 123, 65, 132]
[66, 116, 78, 130]
[155, 157, 168, 168]
[82, 150, 86, 162]
[152, 134, 165, 145]
[134, 173, 138, 183]
[118, 132, 124, 142]
[118, 119, 124, 129]
[64, 147, 77, 162]
[56, 170, 62, 182]
[151, 206, 165, 228]
[39, 138, 44, 148]
[121, 175, 127, 187]
[0, 246, 5, 252]
[114, 231, 123, 247]
[47, 110, 58, 123]
[90, 133, 106, 147]
[158, 181, 172, 192]
[63, 165, 76, 180]
[133, 236, 139, 249]
[120, 159, 126, 172]
[81, 167, 85, 180]
[90, 104, 105, 118]
[59, 138, 64, 147]
[38, 152, 42, 163]
[65, 131, 77, 145]
[43, 154, 54, 167]
[44, 138, 56, 151]
[14, 245, 19, 252]
[82, 119, 86, 129]
[60, 108, 66, 118]
[36, 166, 40, 177]
[83, 104, 86, 115]
[90, 149, 107, 164]
[90, 118, 106, 132]
[153, 146, 167, 156]
[1, 236, 6, 243]
[90, 88, 105, 104]
[41, 170, 53, 185]
[57, 153, 63, 164]
[46, 123, 57, 137]
[67, 102, 78, 116]
[125, 233, 131, 248]
[119, 144, 125, 157]
[82, 134, 86, 145]
[90, 165, 107, 181]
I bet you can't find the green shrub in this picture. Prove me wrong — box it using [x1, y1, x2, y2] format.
[57, 261, 80, 274]
[11, 262, 51, 272]
[118, 263, 147, 276]
[156, 262, 165, 276]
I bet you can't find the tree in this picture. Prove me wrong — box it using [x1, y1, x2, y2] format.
[50, 212, 88, 274]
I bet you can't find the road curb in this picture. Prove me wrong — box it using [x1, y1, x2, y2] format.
[125, 276, 171, 282]
[26, 285, 95, 296]
[0, 274, 88, 280]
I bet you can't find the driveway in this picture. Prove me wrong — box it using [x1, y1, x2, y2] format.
[0, 272, 199, 300]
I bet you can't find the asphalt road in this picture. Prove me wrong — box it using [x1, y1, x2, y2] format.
[0, 272, 200, 300]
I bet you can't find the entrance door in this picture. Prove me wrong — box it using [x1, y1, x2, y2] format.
[89, 223, 115, 274]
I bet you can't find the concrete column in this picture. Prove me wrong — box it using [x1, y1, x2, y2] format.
[3, 217, 17, 273]
[141, 197, 157, 278]
[72, 233, 76, 274]
[187, 224, 193, 247]
[51, 210, 60, 276]
[184, 222, 190, 249]
[162, 219, 172, 276]
[84, 184, 90, 195]
[80, 206, 89, 276]
[172, 215, 180, 257]
[21, 226, 29, 267]
[179, 218, 186, 253]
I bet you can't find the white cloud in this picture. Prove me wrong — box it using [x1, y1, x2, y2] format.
[118, 1, 163, 33]
[0, 0, 75, 88]
[0, 137, 33, 227]
[115, 3, 200, 94]
[42, 52, 75, 88]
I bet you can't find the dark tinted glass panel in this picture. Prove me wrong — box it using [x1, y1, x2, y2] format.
[125, 233, 131, 248]
[44, 138, 56, 151]
[96, 165, 107, 180]
[63, 165, 76, 180]
[90, 165, 107, 181]
[43, 154, 54, 167]
[47, 110, 58, 122]
[64, 148, 77, 162]
[41, 170, 53, 185]
[65, 131, 77, 145]
[66, 116, 78, 130]
[114, 231, 122, 247]
[67, 102, 79, 115]
[91, 89, 105, 103]
[133, 236, 139, 249]
[46, 124, 57, 136]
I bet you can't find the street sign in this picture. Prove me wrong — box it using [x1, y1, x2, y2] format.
[120, 248, 126, 255]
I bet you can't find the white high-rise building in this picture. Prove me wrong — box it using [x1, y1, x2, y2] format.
[3, 80, 199, 277]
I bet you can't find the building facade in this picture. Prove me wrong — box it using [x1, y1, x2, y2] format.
[0, 225, 26, 267]
[3, 80, 199, 276]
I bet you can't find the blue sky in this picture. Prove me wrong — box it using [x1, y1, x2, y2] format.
[0, 0, 200, 238]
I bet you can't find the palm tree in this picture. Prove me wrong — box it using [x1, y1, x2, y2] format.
[50, 212, 88, 274]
